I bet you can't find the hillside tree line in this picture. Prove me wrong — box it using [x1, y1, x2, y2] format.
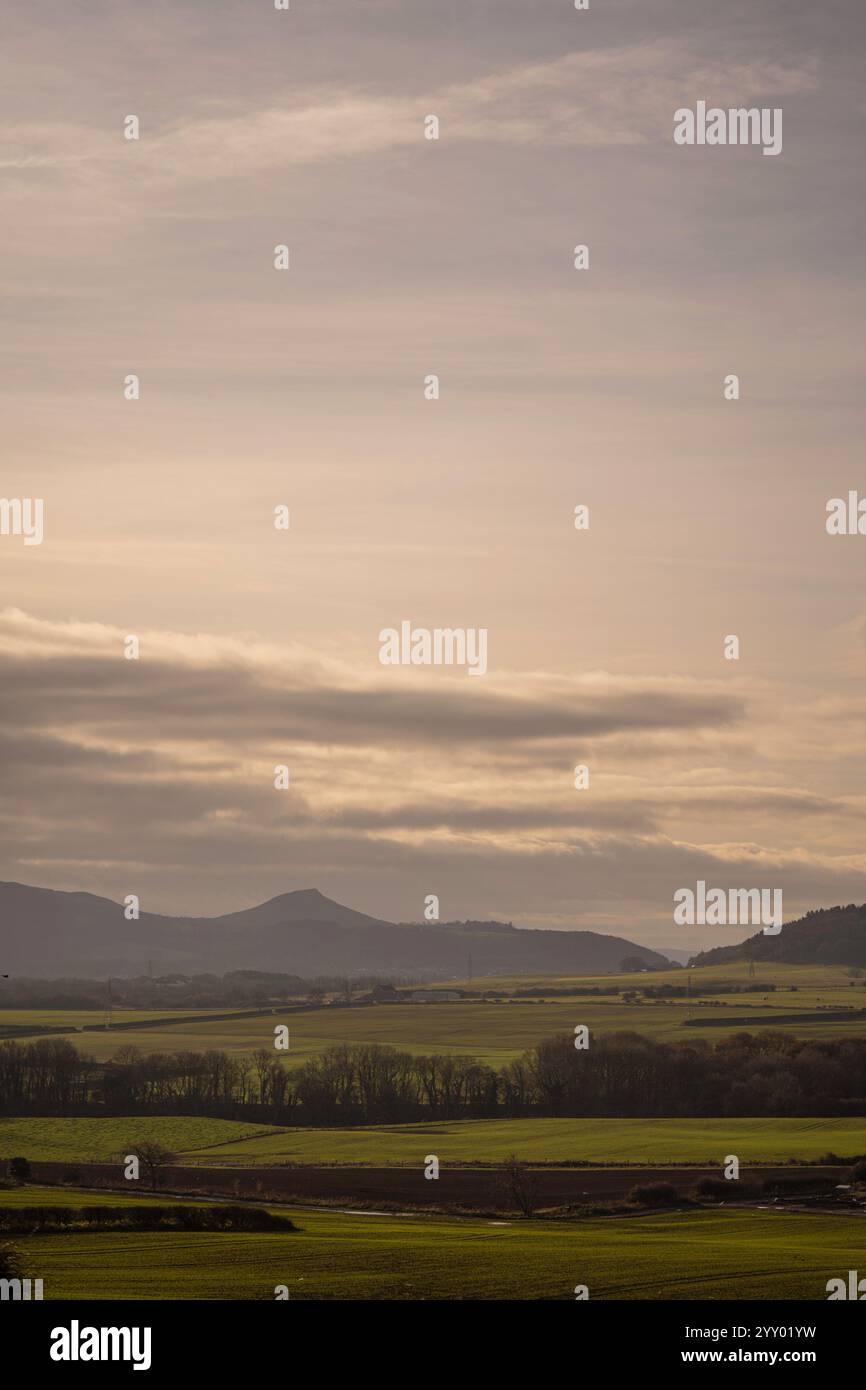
[1, 1031, 865, 1123]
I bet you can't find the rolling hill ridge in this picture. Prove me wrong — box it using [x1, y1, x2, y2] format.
[0, 880, 671, 979]
[689, 903, 866, 968]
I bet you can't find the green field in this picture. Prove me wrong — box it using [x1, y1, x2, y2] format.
[3, 1184, 862, 1300]
[7, 998, 866, 1070]
[189, 1116, 866, 1167]
[0, 1116, 282, 1163]
[3, 1114, 865, 1167]
[470, 961, 863, 995]
[4, 964, 865, 1065]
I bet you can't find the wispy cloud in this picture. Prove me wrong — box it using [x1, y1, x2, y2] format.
[0, 41, 817, 191]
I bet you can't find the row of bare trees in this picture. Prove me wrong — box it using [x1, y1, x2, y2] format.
[2, 1031, 866, 1122]
[0, 1038, 91, 1111]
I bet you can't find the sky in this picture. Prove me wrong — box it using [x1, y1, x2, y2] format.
[1, 1, 865, 953]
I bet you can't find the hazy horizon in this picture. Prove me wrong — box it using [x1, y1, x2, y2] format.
[0, 855, 838, 963]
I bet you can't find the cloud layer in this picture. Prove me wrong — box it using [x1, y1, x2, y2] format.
[2, 609, 865, 950]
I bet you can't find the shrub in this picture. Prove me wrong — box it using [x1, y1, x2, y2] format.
[129, 1206, 159, 1228]
[0, 1201, 298, 1235]
[1, 1206, 57, 1230]
[81, 1206, 116, 1224]
[9, 1157, 31, 1181]
[848, 1160, 866, 1183]
[46, 1207, 74, 1227]
[213, 1204, 296, 1232]
[173, 1207, 210, 1231]
[629, 1181, 680, 1207]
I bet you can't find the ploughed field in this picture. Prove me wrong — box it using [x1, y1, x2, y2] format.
[3, 1184, 863, 1301]
[21, 1156, 856, 1211]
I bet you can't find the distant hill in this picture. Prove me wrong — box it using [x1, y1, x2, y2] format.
[689, 904, 866, 968]
[0, 880, 671, 979]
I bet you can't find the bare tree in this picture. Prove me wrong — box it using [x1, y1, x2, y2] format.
[252, 1048, 273, 1105]
[498, 1154, 539, 1217]
[132, 1140, 174, 1189]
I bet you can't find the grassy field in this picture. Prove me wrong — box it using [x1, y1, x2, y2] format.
[3, 1114, 865, 1167]
[7, 999, 866, 1069]
[3, 1183, 862, 1300]
[470, 961, 864, 994]
[3, 963, 864, 1065]
[188, 1116, 866, 1167]
[0, 1116, 283, 1163]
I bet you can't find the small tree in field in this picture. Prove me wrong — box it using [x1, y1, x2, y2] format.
[9, 1156, 30, 1182]
[133, 1141, 174, 1190]
[0, 1241, 22, 1279]
[498, 1154, 539, 1217]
